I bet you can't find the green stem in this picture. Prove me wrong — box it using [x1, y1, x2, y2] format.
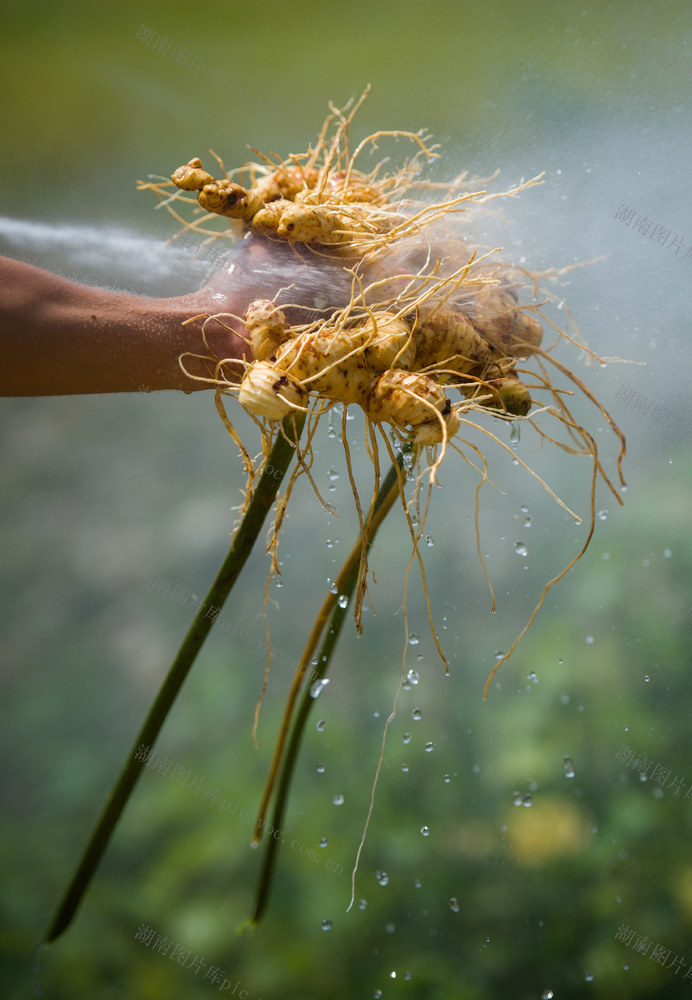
[246, 447, 406, 927]
[45, 414, 305, 943]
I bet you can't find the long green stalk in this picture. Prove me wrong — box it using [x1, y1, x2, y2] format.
[44, 414, 304, 943]
[247, 448, 406, 926]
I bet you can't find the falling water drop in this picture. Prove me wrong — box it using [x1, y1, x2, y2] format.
[332, 793, 344, 806]
[420, 825, 430, 837]
[310, 678, 330, 699]
[402, 733, 412, 744]
[408, 633, 420, 646]
[510, 423, 521, 447]
[514, 541, 528, 557]
[411, 708, 422, 721]
[522, 793, 532, 807]
[376, 871, 389, 886]
[337, 594, 349, 608]
[316, 719, 326, 731]
[563, 755, 575, 778]
[321, 919, 332, 931]
[406, 668, 420, 685]
[424, 742, 434, 753]
[449, 897, 460, 912]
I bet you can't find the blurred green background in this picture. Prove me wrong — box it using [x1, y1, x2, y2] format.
[2, 1, 692, 998]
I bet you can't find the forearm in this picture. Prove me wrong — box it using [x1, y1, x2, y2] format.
[0, 256, 246, 396]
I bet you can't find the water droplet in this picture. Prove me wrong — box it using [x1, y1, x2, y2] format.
[373, 991, 382, 999]
[420, 825, 430, 837]
[524, 516, 532, 528]
[326, 538, 333, 549]
[663, 548, 672, 558]
[329, 581, 338, 594]
[541, 991, 554, 999]
[597, 509, 608, 521]
[401, 763, 409, 772]
[643, 674, 650, 683]
[513, 790, 523, 806]
[403, 971, 412, 981]
[585, 635, 594, 645]
[557, 658, 564, 664]
[332, 793, 344, 806]
[275, 579, 283, 589]
[624, 724, 629, 732]
[321, 919, 332, 931]
[411, 708, 422, 721]
[376, 871, 389, 886]
[510, 423, 521, 447]
[424, 742, 434, 753]
[337, 594, 348, 609]
[449, 897, 460, 912]
[358, 899, 367, 910]
[527, 671, 538, 683]
[319, 837, 328, 847]
[402, 733, 412, 744]
[328, 467, 339, 482]
[522, 793, 532, 807]
[514, 541, 528, 557]
[494, 650, 506, 661]
[406, 668, 420, 685]
[316, 719, 326, 731]
[316, 763, 325, 773]
[584, 972, 594, 982]
[414, 878, 422, 888]
[408, 633, 420, 646]
[563, 755, 575, 778]
[443, 773, 452, 783]
[310, 678, 330, 699]
[425, 535, 434, 547]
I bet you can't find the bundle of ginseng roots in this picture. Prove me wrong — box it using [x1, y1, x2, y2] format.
[139, 97, 625, 688]
[164, 138, 545, 454]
